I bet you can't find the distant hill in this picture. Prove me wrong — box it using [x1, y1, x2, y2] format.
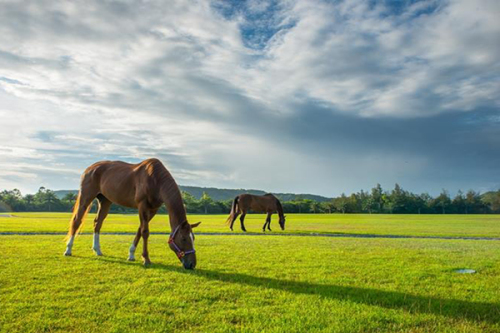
[54, 186, 331, 202]
[481, 191, 499, 204]
[179, 186, 331, 202]
[53, 190, 77, 199]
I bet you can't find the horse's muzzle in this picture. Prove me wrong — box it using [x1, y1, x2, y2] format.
[181, 257, 196, 270]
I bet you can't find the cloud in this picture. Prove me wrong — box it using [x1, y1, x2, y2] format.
[0, 0, 498, 195]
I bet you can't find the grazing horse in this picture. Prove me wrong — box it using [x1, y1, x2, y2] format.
[63, 158, 201, 269]
[226, 194, 285, 232]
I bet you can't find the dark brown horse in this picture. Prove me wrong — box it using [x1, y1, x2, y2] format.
[226, 194, 285, 232]
[64, 158, 201, 269]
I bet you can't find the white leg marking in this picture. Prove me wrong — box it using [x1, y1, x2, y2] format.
[64, 235, 75, 256]
[128, 243, 136, 261]
[92, 233, 103, 256]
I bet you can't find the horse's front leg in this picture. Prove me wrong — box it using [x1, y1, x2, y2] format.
[266, 213, 272, 232]
[262, 216, 268, 232]
[138, 205, 157, 266]
[128, 227, 142, 261]
[141, 225, 151, 266]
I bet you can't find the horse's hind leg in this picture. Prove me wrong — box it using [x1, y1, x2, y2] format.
[230, 212, 240, 231]
[240, 212, 247, 232]
[92, 194, 112, 256]
[64, 191, 97, 256]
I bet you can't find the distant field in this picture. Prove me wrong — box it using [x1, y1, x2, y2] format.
[1, 212, 499, 238]
[1, 213, 499, 332]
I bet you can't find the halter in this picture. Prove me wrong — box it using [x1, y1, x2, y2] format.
[168, 221, 195, 259]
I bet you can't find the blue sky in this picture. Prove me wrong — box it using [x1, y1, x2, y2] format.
[0, 0, 499, 196]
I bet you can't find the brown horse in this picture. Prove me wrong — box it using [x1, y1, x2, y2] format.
[63, 158, 201, 269]
[226, 194, 285, 232]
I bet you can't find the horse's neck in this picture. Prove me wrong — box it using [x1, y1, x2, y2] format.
[167, 206, 186, 229]
[160, 183, 187, 229]
[276, 201, 284, 218]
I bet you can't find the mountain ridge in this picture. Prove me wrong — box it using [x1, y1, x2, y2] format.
[53, 186, 331, 202]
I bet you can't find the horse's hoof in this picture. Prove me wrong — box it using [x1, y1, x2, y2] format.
[143, 260, 152, 267]
[63, 252, 72, 256]
[127, 257, 135, 261]
[93, 249, 103, 256]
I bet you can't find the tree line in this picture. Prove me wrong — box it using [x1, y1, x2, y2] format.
[1, 184, 499, 214]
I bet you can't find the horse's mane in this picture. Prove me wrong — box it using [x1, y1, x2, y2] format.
[263, 193, 284, 216]
[146, 159, 186, 217]
[275, 197, 284, 217]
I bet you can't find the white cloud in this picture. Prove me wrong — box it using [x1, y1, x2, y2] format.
[0, 0, 498, 195]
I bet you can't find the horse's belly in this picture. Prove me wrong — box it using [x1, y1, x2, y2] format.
[99, 176, 138, 208]
[104, 192, 138, 208]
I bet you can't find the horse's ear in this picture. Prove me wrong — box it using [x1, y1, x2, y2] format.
[190, 222, 202, 228]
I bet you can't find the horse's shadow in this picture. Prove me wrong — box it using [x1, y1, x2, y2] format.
[87, 256, 500, 324]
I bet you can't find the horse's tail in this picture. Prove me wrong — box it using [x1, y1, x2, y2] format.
[226, 196, 239, 225]
[64, 191, 91, 241]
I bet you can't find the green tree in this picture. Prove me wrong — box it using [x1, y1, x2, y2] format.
[310, 200, 321, 213]
[382, 193, 393, 213]
[452, 190, 466, 214]
[465, 190, 481, 214]
[483, 190, 500, 213]
[432, 189, 451, 214]
[0, 189, 24, 211]
[182, 191, 201, 213]
[390, 184, 409, 213]
[333, 193, 348, 214]
[320, 200, 334, 214]
[370, 184, 384, 213]
[62, 192, 78, 208]
[24, 194, 35, 211]
[200, 192, 213, 214]
[33, 187, 60, 212]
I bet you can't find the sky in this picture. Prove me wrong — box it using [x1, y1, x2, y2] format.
[0, 0, 499, 197]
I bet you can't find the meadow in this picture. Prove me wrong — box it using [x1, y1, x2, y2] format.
[1, 212, 500, 238]
[1, 213, 499, 332]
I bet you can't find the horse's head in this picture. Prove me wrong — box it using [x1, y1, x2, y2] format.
[168, 221, 201, 269]
[279, 215, 286, 230]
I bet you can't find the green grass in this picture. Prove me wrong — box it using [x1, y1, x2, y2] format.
[1, 213, 500, 332]
[1, 212, 499, 238]
[1, 234, 499, 332]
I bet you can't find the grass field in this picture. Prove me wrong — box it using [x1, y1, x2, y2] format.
[1, 213, 499, 332]
[1, 212, 500, 238]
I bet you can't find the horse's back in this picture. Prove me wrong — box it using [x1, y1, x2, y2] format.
[239, 193, 278, 213]
[82, 159, 165, 181]
[79, 159, 167, 208]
